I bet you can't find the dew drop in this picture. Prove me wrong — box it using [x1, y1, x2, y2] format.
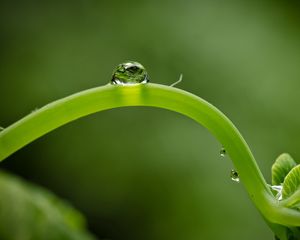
[230, 169, 240, 183]
[0, 127, 4, 132]
[111, 61, 149, 85]
[220, 147, 226, 157]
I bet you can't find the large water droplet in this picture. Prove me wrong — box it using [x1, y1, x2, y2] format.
[111, 61, 149, 85]
[220, 147, 226, 157]
[230, 169, 240, 183]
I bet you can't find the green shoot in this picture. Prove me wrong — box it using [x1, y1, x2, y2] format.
[0, 62, 299, 239]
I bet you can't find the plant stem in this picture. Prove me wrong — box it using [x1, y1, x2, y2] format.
[0, 83, 299, 228]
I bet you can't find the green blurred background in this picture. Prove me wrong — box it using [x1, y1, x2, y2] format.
[1, 0, 300, 239]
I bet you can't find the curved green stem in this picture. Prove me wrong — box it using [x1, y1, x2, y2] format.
[0, 83, 299, 229]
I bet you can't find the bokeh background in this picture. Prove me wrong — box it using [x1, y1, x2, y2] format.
[1, 0, 300, 239]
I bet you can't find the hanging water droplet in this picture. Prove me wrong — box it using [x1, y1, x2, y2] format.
[0, 127, 4, 132]
[111, 61, 149, 85]
[230, 169, 240, 183]
[220, 147, 226, 157]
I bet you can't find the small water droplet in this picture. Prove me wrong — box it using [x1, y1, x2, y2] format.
[220, 147, 226, 157]
[230, 169, 240, 183]
[111, 61, 149, 85]
[0, 127, 4, 132]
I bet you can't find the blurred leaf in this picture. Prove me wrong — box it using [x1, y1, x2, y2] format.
[0, 170, 96, 240]
[272, 153, 297, 185]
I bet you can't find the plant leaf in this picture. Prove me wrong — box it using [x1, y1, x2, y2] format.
[282, 165, 300, 199]
[272, 153, 297, 185]
[0, 170, 97, 240]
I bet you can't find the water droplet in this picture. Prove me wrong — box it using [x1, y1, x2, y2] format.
[111, 61, 149, 85]
[230, 169, 240, 183]
[0, 127, 4, 132]
[220, 147, 226, 157]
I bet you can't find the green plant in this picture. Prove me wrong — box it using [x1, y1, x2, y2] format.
[0, 61, 299, 239]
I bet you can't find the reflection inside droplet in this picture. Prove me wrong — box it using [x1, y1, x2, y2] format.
[220, 147, 226, 157]
[230, 169, 240, 183]
[111, 61, 149, 85]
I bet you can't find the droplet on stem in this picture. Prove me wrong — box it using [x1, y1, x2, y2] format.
[220, 147, 226, 157]
[111, 61, 149, 85]
[230, 169, 240, 183]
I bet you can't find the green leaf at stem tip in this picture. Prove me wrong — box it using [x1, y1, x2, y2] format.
[272, 153, 297, 186]
[282, 165, 300, 200]
[0, 170, 96, 240]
